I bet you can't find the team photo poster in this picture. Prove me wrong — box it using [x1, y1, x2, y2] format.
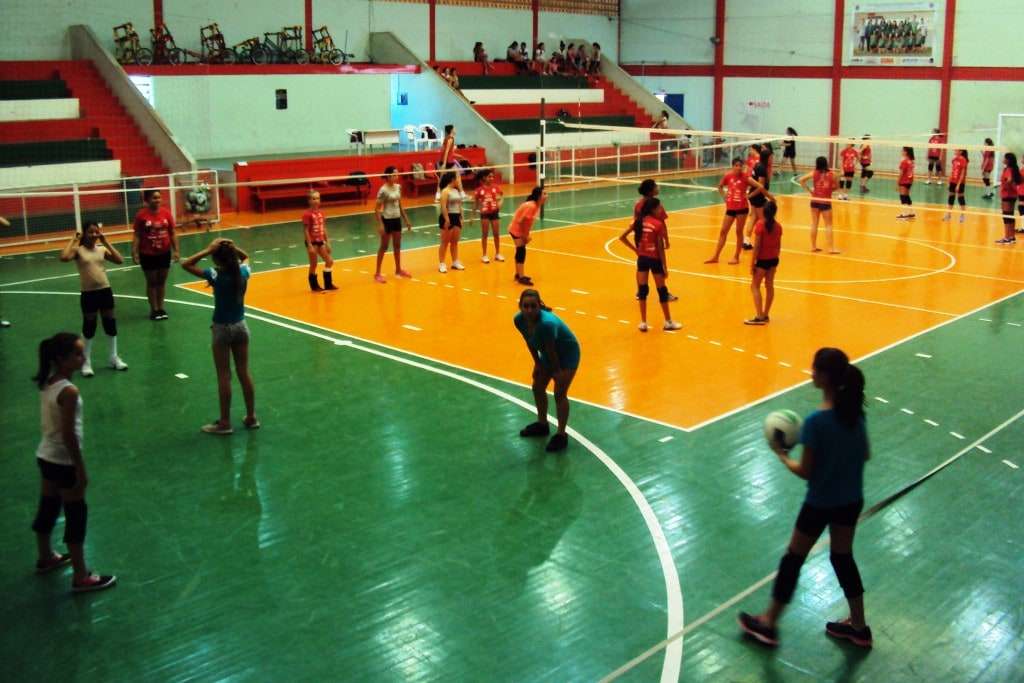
[849, 2, 938, 65]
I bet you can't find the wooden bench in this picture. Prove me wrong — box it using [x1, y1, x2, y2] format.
[252, 180, 369, 212]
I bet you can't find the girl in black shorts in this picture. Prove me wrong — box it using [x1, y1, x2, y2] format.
[618, 197, 683, 332]
[31, 332, 117, 592]
[374, 166, 413, 283]
[59, 222, 127, 376]
[739, 348, 871, 649]
[782, 127, 798, 175]
[437, 171, 465, 273]
[744, 150, 771, 250]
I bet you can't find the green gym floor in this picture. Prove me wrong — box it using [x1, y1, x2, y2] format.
[1, 177, 1022, 682]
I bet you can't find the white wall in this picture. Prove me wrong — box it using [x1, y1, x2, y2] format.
[953, 0, 1024, 67]
[152, 74, 391, 159]
[0, 0, 147, 60]
[620, 0, 715, 64]
[839, 79, 940, 138]
[723, 77, 830, 137]
[633, 75, 714, 132]
[948, 81, 1024, 147]
[369, 1, 429, 62]
[539, 11, 618, 62]
[435, 5, 531, 62]
[725, 1, 834, 66]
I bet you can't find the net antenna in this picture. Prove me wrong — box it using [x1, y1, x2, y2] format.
[539, 97, 546, 219]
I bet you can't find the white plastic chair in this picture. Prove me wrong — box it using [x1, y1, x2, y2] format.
[403, 124, 420, 151]
[418, 124, 439, 150]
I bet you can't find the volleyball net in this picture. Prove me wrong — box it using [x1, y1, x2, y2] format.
[1, 120, 1021, 248]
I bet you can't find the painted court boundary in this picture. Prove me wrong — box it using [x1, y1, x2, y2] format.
[0, 288, 685, 683]
[597, 405, 1024, 682]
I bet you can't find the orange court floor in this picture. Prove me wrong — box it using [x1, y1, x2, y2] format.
[182, 194, 1024, 430]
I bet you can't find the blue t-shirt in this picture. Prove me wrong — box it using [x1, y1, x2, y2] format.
[801, 409, 868, 507]
[204, 264, 250, 324]
[513, 309, 580, 370]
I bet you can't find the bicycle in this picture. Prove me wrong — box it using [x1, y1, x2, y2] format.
[255, 28, 308, 64]
[113, 22, 153, 66]
[233, 37, 263, 64]
[149, 23, 195, 65]
[311, 26, 346, 65]
[200, 23, 236, 64]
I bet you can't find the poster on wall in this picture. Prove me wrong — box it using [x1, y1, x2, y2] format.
[849, 2, 938, 66]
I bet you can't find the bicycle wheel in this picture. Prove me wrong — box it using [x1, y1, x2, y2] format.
[291, 49, 310, 65]
[250, 45, 271, 65]
[166, 47, 184, 66]
[218, 48, 236, 65]
[326, 48, 343, 66]
[134, 48, 154, 66]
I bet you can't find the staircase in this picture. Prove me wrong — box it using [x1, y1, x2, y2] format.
[0, 60, 166, 178]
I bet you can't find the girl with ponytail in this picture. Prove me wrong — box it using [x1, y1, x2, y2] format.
[739, 347, 872, 650]
[182, 238, 258, 434]
[744, 200, 782, 325]
[618, 196, 683, 331]
[31, 332, 117, 592]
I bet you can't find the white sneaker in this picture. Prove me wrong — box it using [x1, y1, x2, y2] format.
[81, 359, 95, 377]
[0, 319, 9, 328]
[663, 320, 683, 331]
[925, 180, 932, 185]
[438, 263, 448, 273]
[451, 260, 465, 271]
[481, 255, 490, 263]
[942, 213, 950, 221]
[495, 253, 505, 262]
[109, 356, 128, 371]
[638, 322, 649, 332]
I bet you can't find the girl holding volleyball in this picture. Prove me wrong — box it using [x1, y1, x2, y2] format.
[739, 347, 871, 649]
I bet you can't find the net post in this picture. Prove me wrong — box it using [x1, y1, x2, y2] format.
[72, 183, 82, 234]
[21, 195, 28, 241]
[657, 139, 662, 174]
[571, 146, 576, 182]
[539, 97, 545, 219]
[121, 178, 130, 229]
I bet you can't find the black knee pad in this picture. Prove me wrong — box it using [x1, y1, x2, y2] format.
[82, 317, 97, 339]
[947, 195, 955, 207]
[637, 284, 650, 300]
[899, 195, 909, 205]
[771, 551, 807, 604]
[983, 177, 991, 187]
[1018, 204, 1024, 215]
[101, 316, 117, 337]
[657, 286, 669, 303]
[63, 499, 88, 545]
[959, 196, 967, 208]
[830, 553, 864, 599]
[31, 495, 62, 535]
[866, 170, 874, 179]
[1004, 217, 1015, 228]
[514, 245, 526, 264]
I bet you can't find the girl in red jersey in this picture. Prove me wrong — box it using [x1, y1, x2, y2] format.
[943, 149, 969, 223]
[746, 144, 761, 176]
[508, 186, 547, 285]
[996, 153, 1021, 244]
[895, 147, 916, 220]
[474, 169, 504, 263]
[1017, 160, 1024, 233]
[706, 158, 773, 265]
[981, 138, 995, 199]
[838, 142, 859, 200]
[131, 189, 179, 320]
[762, 142, 775, 179]
[925, 128, 945, 184]
[745, 200, 782, 326]
[858, 135, 874, 193]
[374, 166, 413, 283]
[303, 191, 337, 291]
[798, 156, 840, 253]
[635, 179, 677, 301]
[619, 197, 683, 332]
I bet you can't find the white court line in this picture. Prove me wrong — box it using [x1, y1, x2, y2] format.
[2, 285, 686, 681]
[924, 419, 940, 427]
[875, 396, 890, 403]
[174, 373, 189, 379]
[658, 436, 674, 443]
[1009, 322, 1022, 327]
[571, 289, 590, 295]
[976, 445, 992, 454]
[599, 406, 1024, 682]
[916, 353, 933, 359]
[950, 432, 965, 440]
[402, 324, 422, 332]
[1003, 460, 1019, 469]
[902, 408, 916, 415]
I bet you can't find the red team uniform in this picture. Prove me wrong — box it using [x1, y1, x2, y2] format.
[840, 148, 858, 176]
[634, 197, 668, 223]
[133, 207, 174, 256]
[811, 170, 837, 210]
[721, 172, 750, 215]
[475, 185, 502, 219]
[1000, 168, 1017, 201]
[927, 134, 943, 160]
[637, 216, 666, 261]
[949, 155, 967, 190]
[753, 219, 782, 266]
[899, 158, 915, 187]
[303, 209, 326, 244]
[981, 150, 995, 174]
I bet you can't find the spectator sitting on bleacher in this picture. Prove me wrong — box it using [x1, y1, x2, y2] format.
[449, 67, 462, 90]
[533, 43, 551, 75]
[589, 42, 602, 74]
[473, 42, 492, 75]
[519, 41, 528, 63]
[565, 43, 579, 74]
[507, 41, 527, 73]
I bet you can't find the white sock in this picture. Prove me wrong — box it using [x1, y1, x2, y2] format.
[108, 335, 118, 358]
[84, 337, 94, 363]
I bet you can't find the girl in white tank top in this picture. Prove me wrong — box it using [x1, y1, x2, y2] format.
[31, 332, 117, 593]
